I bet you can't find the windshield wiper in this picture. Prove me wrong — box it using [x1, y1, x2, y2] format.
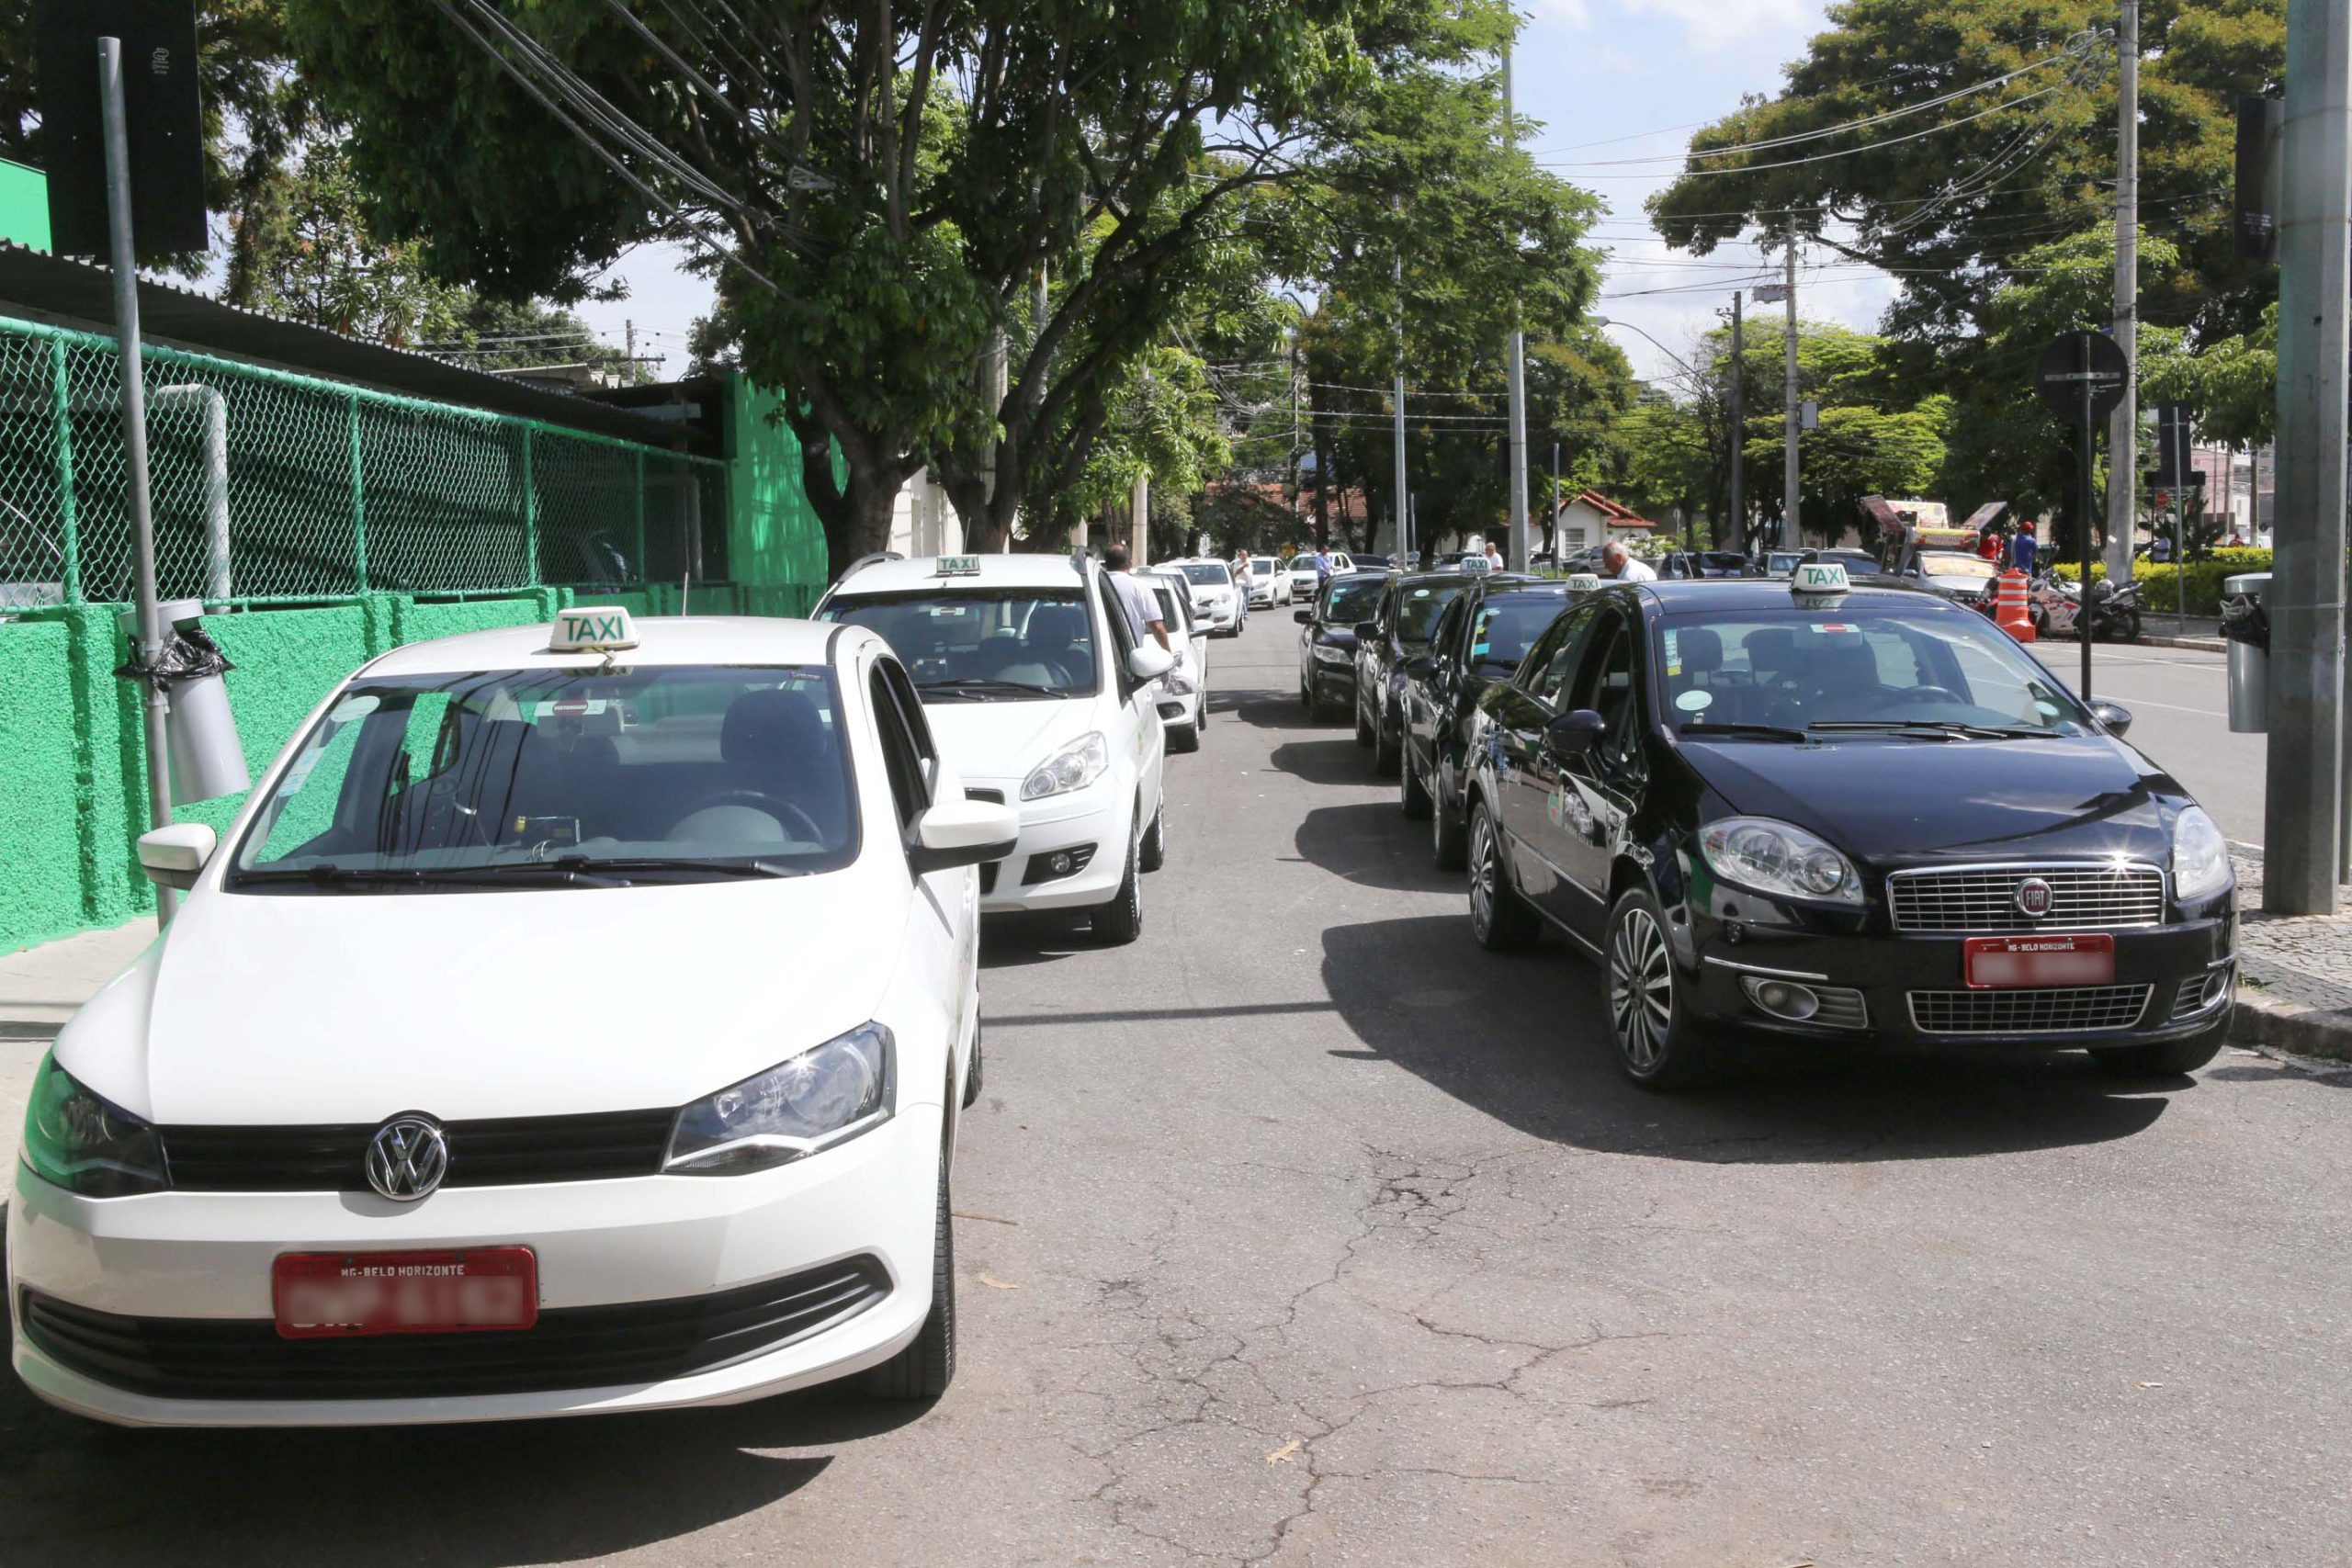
[1677, 722, 1808, 742]
[915, 677, 1061, 700]
[1809, 719, 2062, 740]
[237, 855, 808, 891]
[232, 863, 548, 890]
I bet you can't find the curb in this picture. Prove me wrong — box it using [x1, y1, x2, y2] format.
[2228, 989, 2352, 1064]
[2138, 635, 2226, 653]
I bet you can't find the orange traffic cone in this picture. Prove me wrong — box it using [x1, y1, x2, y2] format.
[1995, 570, 2035, 643]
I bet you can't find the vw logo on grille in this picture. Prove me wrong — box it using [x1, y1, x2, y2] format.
[365, 1115, 449, 1201]
[2014, 877, 2054, 919]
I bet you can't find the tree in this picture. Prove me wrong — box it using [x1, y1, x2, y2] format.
[282, 0, 1469, 581]
[232, 140, 464, 344]
[1647, 0, 2282, 353]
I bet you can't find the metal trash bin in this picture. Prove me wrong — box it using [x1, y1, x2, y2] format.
[2221, 572, 2270, 734]
[117, 599, 251, 804]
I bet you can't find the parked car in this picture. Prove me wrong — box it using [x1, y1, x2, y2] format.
[820, 552, 1175, 942]
[1245, 557, 1291, 609]
[1169, 558, 1245, 636]
[1897, 548, 2002, 609]
[1297, 570, 1389, 721]
[9, 605, 1020, 1425]
[1354, 571, 1474, 776]
[1285, 551, 1352, 601]
[1463, 569, 2233, 1088]
[1398, 575, 1575, 871]
[1139, 568, 1211, 753]
[1351, 553, 1392, 570]
[1657, 551, 1752, 579]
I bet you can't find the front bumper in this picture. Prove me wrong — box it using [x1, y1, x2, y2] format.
[1194, 599, 1239, 632]
[8, 1107, 944, 1427]
[1307, 656, 1356, 706]
[965, 778, 1134, 914]
[1677, 900, 2236, 1052]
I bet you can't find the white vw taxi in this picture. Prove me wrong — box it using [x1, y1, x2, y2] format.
[819, 553, 1174, 943]
[9, 609, 1017, 1426]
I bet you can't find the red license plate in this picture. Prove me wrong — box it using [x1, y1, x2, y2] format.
[272, 1247, 537, 1339]
[1964, 933, 2116, 988]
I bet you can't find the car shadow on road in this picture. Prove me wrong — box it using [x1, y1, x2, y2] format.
[1295, 802, 1457, 895]
[979, 916, 1094, 969]
[1268, 737, 1374, 787]
[0, 1248, 929, 1566]
[1319, 914, 2183, 1163]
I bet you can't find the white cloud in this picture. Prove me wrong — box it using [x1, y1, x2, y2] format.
[1529, 0, 1815, 52]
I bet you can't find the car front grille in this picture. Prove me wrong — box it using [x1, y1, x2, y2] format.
[2173, 971, 2233, 1021]
[159, 1109, 677, 1193]
[1809, 986, 1870, 1030]
[19, 1257, 889, 1401]
[1906, 985, 2154, 1035]
[1887, 863, 2165, 934]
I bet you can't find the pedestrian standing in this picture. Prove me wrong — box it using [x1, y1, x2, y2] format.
[1485, 538, 1505, 571]
[1312, 543, 1333, 599]
[2011, 522, 2038, 576]
[1103, 543, 1170, 651]
[1600, 541, 1657, 583]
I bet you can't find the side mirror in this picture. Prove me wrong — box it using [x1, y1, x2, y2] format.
[1544, 709, 1608, 757]
[1294, 608, 1314, 624]
[2088, 698, 2133, 737]
[1353, 620, 1381, 642]
[1126, 643, 1175, 681]
[909, 799, 1021, 874]
[139, 823, 217, 892]
[1403, 653, 1437, 681]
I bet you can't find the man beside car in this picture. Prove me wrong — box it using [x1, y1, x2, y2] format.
[1105, 543, 1171, 652]
[1600, 540, 1657, 583]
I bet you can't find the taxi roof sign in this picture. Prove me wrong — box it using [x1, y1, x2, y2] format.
[1566, 572, 1602, 592]
[934, 555, 982, 577]
[1791, 561, 1850, 597]
[550, 606, 639, 652]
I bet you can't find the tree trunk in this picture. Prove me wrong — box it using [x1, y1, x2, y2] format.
[790, 408, 912, 584]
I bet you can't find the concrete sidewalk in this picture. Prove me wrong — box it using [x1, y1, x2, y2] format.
[2227, 851, 2352, 1064]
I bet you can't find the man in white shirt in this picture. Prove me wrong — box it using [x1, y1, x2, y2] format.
[1485, 538, 1505, 571]
[1601, 541, 1657, 582]
[1104, 543, 1170, 650]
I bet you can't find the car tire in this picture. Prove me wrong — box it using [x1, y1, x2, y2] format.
[865, 1157, 956, 1400]
[2088, 1034, 2223, 1077]
[1430, 768, 1468, 872]
[961, 1022, 983, 1108]
[1374, 707, 1402, 777]
[1138, 800, 1168, 872]
[1468, 804, 1541, 952]
[1605, 886, 1713, 1091]
[1300, 674, 1313, 712]
[1401, 749, 1432, 820]
[1093, 828, 1145, 944]
[1355, 702, 1375, 749]
[1169, 720, 1202, 755]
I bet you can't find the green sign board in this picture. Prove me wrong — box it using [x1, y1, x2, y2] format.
[0, 157, 50, 252]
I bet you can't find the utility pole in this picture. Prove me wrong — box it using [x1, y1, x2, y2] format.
[1551, 441, 1562, 558]
[2105, 0, 2142, 584]
[624, 318, 636, 388]
[1393, 202, 1409, 564]
[1781, 238, 1800, 548]
[2267, 0, 2352, 911]
[1727, 289, 1746, 549]
[1503, 32, 1531, 572]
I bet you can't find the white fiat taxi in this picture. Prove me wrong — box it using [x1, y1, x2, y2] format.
[9, 608, 1016, 1427]
[819, 553, 1175, 943]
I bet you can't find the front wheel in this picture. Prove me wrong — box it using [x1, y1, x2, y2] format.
[1430, 765, 1468, 872]
[1093, 828, 1144, 944]
[1355, 701, 1375, 749]
[1605, 886, 1713, 1091]
[865, 1158, 956, 1399]
[1468, 806, 1541, 952]
[1168, 720, 1201, 755]
[1138, 801, 1168, 872]
[1401, 748, 1432, 820]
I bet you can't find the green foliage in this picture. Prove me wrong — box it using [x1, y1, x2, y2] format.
[2053, 547, 2271, 615]
[232, 140, 464, 345]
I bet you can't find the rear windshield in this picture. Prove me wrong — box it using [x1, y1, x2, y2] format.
[1180, 563, 1230, 586]
[1323, 578, 1386, 625]
[229, 666, 858, 892]
[1653, 608, 2096, 734]
[1396, 581, 1466, 642]
[1469, 597, 1565, 672]
[823, 590, 1097, 699]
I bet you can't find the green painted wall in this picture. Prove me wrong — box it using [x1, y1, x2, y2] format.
[0, 619, 84, 946]
[0, 158, 49, 251]
[726, 375, 829, 615]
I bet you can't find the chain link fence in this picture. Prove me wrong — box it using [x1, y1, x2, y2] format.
[0, 314, 726, 613]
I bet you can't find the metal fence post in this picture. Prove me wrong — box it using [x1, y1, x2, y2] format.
[348, 392, 369, 592]
[634, 448, 647, 585]
[521, 424, 539, 584]
[49, 336, 82, 604]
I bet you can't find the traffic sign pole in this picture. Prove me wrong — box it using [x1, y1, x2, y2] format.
[2080, 371, 2096, 701]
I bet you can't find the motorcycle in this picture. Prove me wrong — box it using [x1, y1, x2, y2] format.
[2027, 570, 2143, 643]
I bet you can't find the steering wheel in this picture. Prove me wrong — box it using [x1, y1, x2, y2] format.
[673, 790, 827, 844]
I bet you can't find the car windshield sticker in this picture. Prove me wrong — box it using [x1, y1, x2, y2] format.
[1675, 688, 1713, 712]
[328, 694, 380, 724]
[1807, 623, 1859, 635]
[2035, 701, 2060, 718]
[1411, 588, 1431, 598]
[1663, 628, 1680, 676]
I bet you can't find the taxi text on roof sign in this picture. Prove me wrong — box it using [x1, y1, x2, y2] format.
[934, 556, 981, 577]
[550, 606, 639, 652]
[1792, 562, 1850, 597]
[1566, 572, 1602, 592]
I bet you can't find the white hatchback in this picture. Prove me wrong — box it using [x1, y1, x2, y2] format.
[1139, 568, 1211, 752]
[1166, 559, 1244, 636]
[8, 609, 1017, 1427]
[820, 553, 1174, 942]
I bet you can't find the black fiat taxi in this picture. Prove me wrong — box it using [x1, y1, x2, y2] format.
[1464, 564, 2235, 1089]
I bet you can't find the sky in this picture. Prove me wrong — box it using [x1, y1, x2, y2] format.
[570, 1, 1892, 389]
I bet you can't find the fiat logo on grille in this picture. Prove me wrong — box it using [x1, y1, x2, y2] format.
[365, 1115, 449, 1201]
[2014, 877, 2054, 919]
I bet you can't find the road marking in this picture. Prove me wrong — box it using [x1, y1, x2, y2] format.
[2103, 694, 2228, 718]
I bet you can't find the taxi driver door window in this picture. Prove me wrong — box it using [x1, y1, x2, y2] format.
[1569, 612, 1640, 773]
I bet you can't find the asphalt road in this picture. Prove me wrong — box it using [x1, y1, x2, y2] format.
[4, 615, 2347, 1567]
[2055, 642, 2267, 848]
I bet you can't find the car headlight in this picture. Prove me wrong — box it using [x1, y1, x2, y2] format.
[21, 1053, 167, 1197]
[2172, 806, 2233, 902]
[1313, 641, 1353, 664]
[1022, 731, 1110, 800]
[1699, 817, 1864, 905]
[664, 1023, 894, 1175]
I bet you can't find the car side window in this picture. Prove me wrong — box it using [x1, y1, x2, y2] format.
[1567, 612, 1640, 765]
[1095, 572, 1140, 688]
[1526, 602, 1602, 706]
[869, 664, 931, 833]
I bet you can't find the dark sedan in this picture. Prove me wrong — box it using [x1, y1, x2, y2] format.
[1462, 574, 2234, 1089]
[1398, 576, 1574, 870]
[1296, 570, 1389, 720]
[1352, 571, 1473, 776]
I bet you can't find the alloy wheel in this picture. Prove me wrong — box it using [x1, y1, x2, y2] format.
[1470, 815, 1498, 937]
[1609, 907, 1673, 1071]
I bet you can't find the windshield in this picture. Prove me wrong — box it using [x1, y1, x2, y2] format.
[823, 590, 1097, 698]
[1323, 579, 1385, 625]
[1469, 597, 1565, 673]
[1251, 560, 1274, 578]
[1654, 609, 2095, 734]
[1180, 563, 1230, 587]
[229, 666, 858, 892]
[1918, 553, 1998, 581]
[1396, 581, 1465, 643]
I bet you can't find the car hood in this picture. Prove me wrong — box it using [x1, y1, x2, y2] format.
[1676, 731, 2181, 866]
[58, 874, 904, 1125]
[923, 695, 1100, 785]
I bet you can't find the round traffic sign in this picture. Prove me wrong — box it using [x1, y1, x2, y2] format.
[2037, 332, 2130, 426]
